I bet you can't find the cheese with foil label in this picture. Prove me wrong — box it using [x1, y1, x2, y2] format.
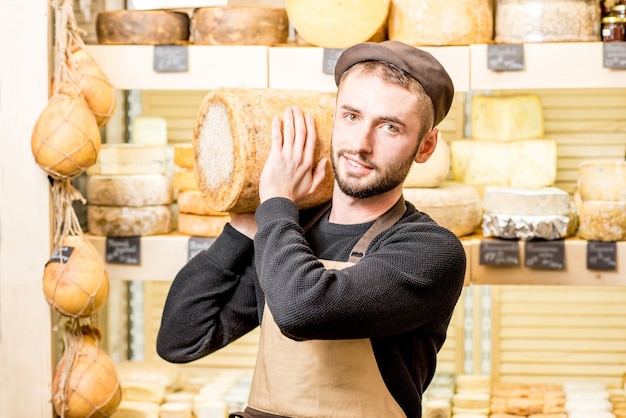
[471, 94, 544, 141]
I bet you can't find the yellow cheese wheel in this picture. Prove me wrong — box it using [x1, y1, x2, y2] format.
[87, 144, 172, 176]
[404, 134, 450, 188]
[191, 7, 289, 45]
[577, 200, 626, 241]
[174, 143, 194, 169]
[286, 0, 391, 48]
[577, 160, 626, 201]
[471, 94, 544, 141]
[96, 10, 190, 45]
[177, 213, 231, 238]
[173, 168, 199, 192]
[178, 190, 228, 216]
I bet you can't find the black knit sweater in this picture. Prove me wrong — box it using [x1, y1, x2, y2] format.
[157, 197, 466, 417]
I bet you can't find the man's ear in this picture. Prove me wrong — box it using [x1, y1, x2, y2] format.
[414, 129, 439, 163]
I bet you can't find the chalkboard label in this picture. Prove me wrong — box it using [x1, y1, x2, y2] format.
[524, 240, 565, 270]
[106, 237, 141, 265]
[479, 240, 520, 266]
[487, 44, 524, 71]
[587, 241, 617, 271]
[322, 48, 345, 74]
[188, 236, 215, 261]
[47, 246, 74, 265]
[603, 42, 626, 69]
[154, 45, 189, 72]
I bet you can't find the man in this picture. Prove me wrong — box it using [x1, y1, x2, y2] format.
[157, 40, 466, 417]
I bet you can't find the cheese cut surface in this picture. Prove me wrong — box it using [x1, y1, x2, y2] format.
[388, 0, 493, 45]
[174, 143, 194, 169]
[450, 139, 557, 190]
[177, 213, 231, 237]
[87, 173, 173, 206]
[178, 190, 228, 216]
[130, 116, 167, 145]
[471, 94, 544, 141]
[88, 205, 172, 237]
[403, 181, 483, 237]
[482, 186, 572, 216]
[577, 160, 626, 201]
[96, 10, 190, 45]
[286, 0, 390, 48]
[87, 144, 172, 175]
[404, 135, 450, 188]
[577, 200, 626, 241]
[191, 7, 289, 45]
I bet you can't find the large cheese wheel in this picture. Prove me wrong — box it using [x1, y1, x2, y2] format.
[191, 7, 289, 45]
[87, 174, 173, 206]
[194, 87, 336, 213]
[178, 213, 231, 238]
[403, 181, 483, 237]
[285, 0, 391, 48]
[404, 135, 450, 188]
[471, 94, 544, 141]
[88, 205, 172, 237]
[388, 0, 493, 46]
[96, 10, 190, 45]
[577, 160, 626, 201]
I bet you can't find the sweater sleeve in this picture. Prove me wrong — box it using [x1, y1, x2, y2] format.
[156, 224, 261, 363]
[254, 197, 466, 341]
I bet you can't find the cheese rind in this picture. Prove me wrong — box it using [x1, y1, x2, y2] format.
[471, 94, 544, 141]
[88, 205, 172, 237]
[87, 173, 173, 206]
[577, 200, 626, 241]
[404, 135, 450, 188]
[577, 160, 626, 201]
[174, 143, 194, 169]
[177, 213, 231, 238]
[482, 186, 572, 216]
[178, 190, 228, 216]
[173, 168, 199, 192]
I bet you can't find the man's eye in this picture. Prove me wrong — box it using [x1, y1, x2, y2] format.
[345, 113, 357, 122]
[384, 124, 398, 134]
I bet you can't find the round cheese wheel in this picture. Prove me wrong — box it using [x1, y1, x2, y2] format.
[191, 7, 289, 45]
[404, 135, 450, 188]
[173, 168, 199, 192]
[577, 200, 626, 242]
[577, 160, 626, 201]
[87, 144, 172, 176]
[178, 190, 228, 216]
[96, 10, 190, 45]
[88, 205, 172, 237]
[87, 173, 173, 206]
[403, 181, 482, 237]
[178, 213, 231, 238]
[388, 0, 493, 46]
[286, 0, 390, 48]
[174, 143, 194, 169]
[193, 87, 336, 213]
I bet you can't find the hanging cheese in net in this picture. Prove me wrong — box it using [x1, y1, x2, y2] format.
[193, 87, 336, 213]
[52, 324, 122, 418]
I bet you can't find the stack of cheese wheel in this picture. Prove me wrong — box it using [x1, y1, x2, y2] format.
[388, 0, 493, 46]
[86, 144, 173, 237]
[575, 160, 626, 241]
[403, 133, 483, 237]
[96, 10, 190, 45]
[481, 186, 577, 240]
[451, 94, 557, 197]
[173, 143, 230, 238]
[489, 381, 567, 417]
[564, 381, 613, 418]
[422, 373, 455, 418]
[452, 374, 491, 417]
[191, 7, 289, 45]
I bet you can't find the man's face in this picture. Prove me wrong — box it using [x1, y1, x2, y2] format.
[331, 71, 431, 199]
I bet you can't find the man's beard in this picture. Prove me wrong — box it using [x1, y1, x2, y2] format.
[331, 145, 416, 199]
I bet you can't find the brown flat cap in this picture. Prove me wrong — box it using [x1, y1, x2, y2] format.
[334, 40, 454, 127]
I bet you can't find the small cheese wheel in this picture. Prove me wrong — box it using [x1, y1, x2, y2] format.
[404, 135, 450, 188]
[87, 144, 172, 176]
[87, 174, 173, 206]
[191, 7, 289, 45]
[577, 160, 626, 201]
[173, 168, 199, 192]
[174, 143, 194, 169]
[286, 0, 391, 48]
[177, 213, 231, 238]
[88, 205, 172, 237]
[96, 10, 190, 45]
[403, 181, 482, 237]
[577, 200, 626, 241]
[178, 191, 228, 216]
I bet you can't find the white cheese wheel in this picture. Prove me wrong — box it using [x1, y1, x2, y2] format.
[403, 181, 483, 237]
[450, 139, 557, 191]
[87, 144, 172, 175]
[388, 0, 493, 46]
[87, 173, 173, 206]
[174, 143, 194, 169]
[482, 186, 572, 216]
[130, 116, 167, 145]
[455, 374, 491, 393]
[577, 200, 626, 241]
[191, 7, 289, 45]
[173, 168, 199, 192]
[471, 94, 544, 141]
[285, 0, 390, 48]
[96, 10, 190, 45]
[177, 213, 231, 238]
[194, 399, 228, 418]
[404, 135, 450, 188]
[577, 160, 626, 201]
[111, 400, 160, 418]
[88, 205, 172, 237]
[178, 190, 229, 216]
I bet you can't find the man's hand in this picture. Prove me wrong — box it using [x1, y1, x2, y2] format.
[259, 106, 327, 205]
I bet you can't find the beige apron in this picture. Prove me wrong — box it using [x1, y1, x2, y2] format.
[247, 198, 407, 418]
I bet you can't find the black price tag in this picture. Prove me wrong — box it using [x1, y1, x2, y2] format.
[487, 44, 524, 71]
[47, 246, 74, 265]
[322, 48, 345, 74]
[479, 240, 520, 266]
[524, 240, 565, 270]
[154, 45, 189, 72]
[106, 237, 141, 265]
[188, 236, 215, 261]
[603, 42, 626, 69]
[587, 241, 617, 271]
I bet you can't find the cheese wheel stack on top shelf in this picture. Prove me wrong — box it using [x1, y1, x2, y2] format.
[96, 10, 191, 45]
[575, 160, 626, 241]
[87, 144, 174, 237]
[403, 134, 483, 237]
[451, 94, 557, 196]
[173, 143, 230, 238]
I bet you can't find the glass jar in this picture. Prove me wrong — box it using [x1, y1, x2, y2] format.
[602, 16, 626, 41]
